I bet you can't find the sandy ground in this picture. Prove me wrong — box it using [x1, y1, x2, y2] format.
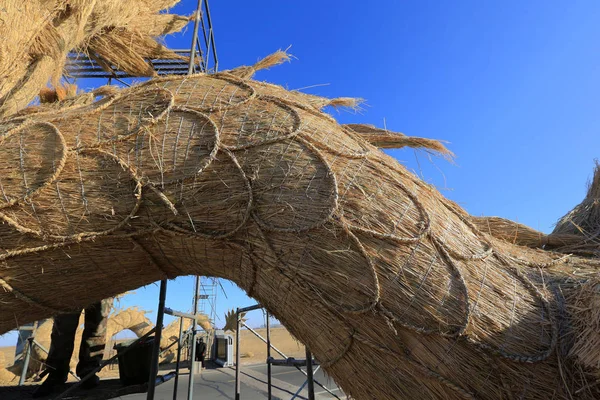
[237, 326, 306, 364]
[0, 326, 306, 384]
[1, 346, 14, 367]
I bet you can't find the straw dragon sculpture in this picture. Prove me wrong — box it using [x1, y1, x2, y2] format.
[1, 1, 599, 399]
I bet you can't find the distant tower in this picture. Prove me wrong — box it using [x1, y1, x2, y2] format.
[193, 277, 219, 329]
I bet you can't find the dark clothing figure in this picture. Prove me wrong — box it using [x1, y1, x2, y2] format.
[195, 338, 207, 368]
[33, 299, 111, 398]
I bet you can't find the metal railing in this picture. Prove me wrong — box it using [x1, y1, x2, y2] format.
[234, 304, 341, 400]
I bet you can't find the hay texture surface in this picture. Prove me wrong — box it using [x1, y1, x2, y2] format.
[0, 54, 598, 399]
[0, 0, 189, 119]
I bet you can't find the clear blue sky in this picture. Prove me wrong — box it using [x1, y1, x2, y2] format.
[2, 1, 600, 346]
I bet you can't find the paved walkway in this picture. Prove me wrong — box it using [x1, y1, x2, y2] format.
[116, 364, 344, 400]
[240, 364, 342, 399]
[0, 363, 344, 399]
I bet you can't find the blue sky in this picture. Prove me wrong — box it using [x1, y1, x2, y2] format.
[2, 1, 600, 346]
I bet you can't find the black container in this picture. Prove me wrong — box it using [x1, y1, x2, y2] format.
[114, 336, 155, 386]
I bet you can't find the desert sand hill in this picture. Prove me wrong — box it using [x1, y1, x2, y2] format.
[237, 326, 307, 364]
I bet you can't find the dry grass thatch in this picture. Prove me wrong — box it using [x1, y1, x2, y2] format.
[567, 277, 600, 371]
[344, 123, 453, 157]
[552, 163, 600, 256]
[0, 0, 190, 120]
[39, 83, 78, 104]
[223, 309, 247, 332]
[0, 49, 599, 399]
[472, 166, 600, 260]
[227, 50, 292, 80]
[470, 215, 593, 252]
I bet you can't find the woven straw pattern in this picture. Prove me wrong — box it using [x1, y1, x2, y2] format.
[0, 0, 189, 119]
[0, 67, 599, 399]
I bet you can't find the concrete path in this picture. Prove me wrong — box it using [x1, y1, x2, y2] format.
[115, 364, 344, 400]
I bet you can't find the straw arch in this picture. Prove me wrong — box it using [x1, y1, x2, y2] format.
[0, 70, 598, 399]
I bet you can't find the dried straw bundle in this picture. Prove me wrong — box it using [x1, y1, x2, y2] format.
[0, 0, 189, 119]
[106, 307, 154, 340]
[472, 167, 600, 259]
[344, 123, 453, 155]
[0, 53, 599, 399]
[224, 309, 247, 332]
[567, 278, 600, 371]
[551, 164, 600, 257]
[470, 215, 591, 252]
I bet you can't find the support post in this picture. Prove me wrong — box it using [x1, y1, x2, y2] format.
[147, 279, 168, 400]
[235, 308, 241, 400]
[203, 0, 218, 71]
[306, 347, 315, 400]
[173, 316, 184, 400]
[188, 328, 197, 400]
[187, 0, 202, 75]
[188, 276, 200, 400]
[266, 311, 272, 400]
[18, 337, 33, 386]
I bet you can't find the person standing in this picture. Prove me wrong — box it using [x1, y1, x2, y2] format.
[33, 299, 112, 398]
[195, 337, 207, 369]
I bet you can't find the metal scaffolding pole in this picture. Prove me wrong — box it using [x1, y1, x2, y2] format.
[236, 305, 340, 400]
[291, 365, 321, 400]
[18, 337, 33, 386]
[202, 0, 219, 72]
[147, 279, 168, 400]
[305, 348, 315, 400]
[188, 0, 202, 74]
[172, 316, 184, 400]
[188, 276, 200, 400]
[266, 311, 272, 400]
[164, 307, 201, 400]
[235, 308, 241, 400]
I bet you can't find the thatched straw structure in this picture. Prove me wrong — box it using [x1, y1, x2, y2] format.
[0, 50, 598, 398]
[224, 309, 247, 333]
[0, 0, 190, 119]
[471, 166, 600, 260]
[551, 163, 600, 256]
[0, 2, 599, 394]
